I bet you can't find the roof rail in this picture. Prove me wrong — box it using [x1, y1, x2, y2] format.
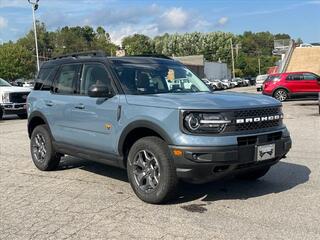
[51, 50, 107, 60]
[130, 54, 173, 60]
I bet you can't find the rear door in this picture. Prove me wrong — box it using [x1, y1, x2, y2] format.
[48, 64, 82, 144]
[302, 73, 320, 93]
[285, 73, 306, 93]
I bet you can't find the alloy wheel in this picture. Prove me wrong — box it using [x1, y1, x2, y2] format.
[274, 90, 287, 101]
[132, 150, 160, 192]
[32, 133, 47, 162]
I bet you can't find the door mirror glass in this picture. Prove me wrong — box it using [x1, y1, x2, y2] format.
[88, 84, 114, 98]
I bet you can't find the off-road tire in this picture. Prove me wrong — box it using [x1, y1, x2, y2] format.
[127, 136, 178, 204]
[30, 125, 61, 171]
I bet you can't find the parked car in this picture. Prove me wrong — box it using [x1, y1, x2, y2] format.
[232, 78, 245, 87]
[243, 79, 250, 86]
[256, 74, 269, 91]
[27, 53, 291, 204]
[263, 72, 320, 101]
[22, 80, 35, 89]
[218, 79, 231, 89]
[208, 79, 222, 90]
[0, 78, 31, 119]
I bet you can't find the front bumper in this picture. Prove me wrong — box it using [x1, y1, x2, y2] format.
[169, 135, 291, 183]
[2, 103, 27, 115]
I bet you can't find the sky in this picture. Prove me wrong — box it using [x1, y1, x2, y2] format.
[0, 0, 319, 45]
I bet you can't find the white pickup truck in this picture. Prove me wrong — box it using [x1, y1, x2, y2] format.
[0, 78, 31, 119]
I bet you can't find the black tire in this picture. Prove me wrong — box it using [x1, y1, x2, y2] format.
[17, 113, 28, 119]
[30, 125, 61, 171]
[127, 136, 178, 204]
[273, 89, 288, 102]
[0, 107, 3, 120]
[236, 166, 270, 180]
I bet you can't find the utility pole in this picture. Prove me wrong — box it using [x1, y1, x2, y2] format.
[258, 57, 261, 75]
[28, 0, 40, 72]
[230, 38, 235, 79]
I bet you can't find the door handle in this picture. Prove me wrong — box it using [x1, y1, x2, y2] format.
[74, 104, 85, 110]
[45, 101, 53, 107]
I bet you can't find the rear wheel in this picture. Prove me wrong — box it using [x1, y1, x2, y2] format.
[236, 166, 270, 180]
[30, 125, 61, 171]
[273, 89, 288, 102]
[127, 136, 178, 204]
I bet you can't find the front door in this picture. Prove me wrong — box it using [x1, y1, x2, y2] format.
[68, 63, 120, 155]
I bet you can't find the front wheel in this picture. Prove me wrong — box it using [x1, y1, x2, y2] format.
[127, 136, 178, 204]
[236, 166, 271, 180]
[273, 89, 288, 102]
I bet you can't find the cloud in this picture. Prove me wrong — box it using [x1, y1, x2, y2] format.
[216, 16, 228, 27]
[0, 16, 8, 29]
[158, 7, 189, 30]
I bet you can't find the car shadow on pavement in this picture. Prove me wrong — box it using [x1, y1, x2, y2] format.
[58, 156, 129, 182]
[173, 161, 310, 204]
[57, 157, 310, 204]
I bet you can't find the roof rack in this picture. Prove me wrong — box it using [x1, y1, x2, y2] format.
[51, 50, 107, 60]
[130, 54, 173, 60]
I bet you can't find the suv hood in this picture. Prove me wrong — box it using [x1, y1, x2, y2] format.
[125, 92, 281, 110]
[0, 86, 31, 93]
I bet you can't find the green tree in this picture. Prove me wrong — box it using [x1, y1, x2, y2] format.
[0, 43, 35, 80]
[122, 34, 153, 55]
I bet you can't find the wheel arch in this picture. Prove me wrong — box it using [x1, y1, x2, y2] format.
[118, 120, 173, 162]
[272, 86, 290, 97]
[28, 111, 52, 139]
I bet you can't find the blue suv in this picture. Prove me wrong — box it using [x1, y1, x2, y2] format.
[27, 52, 292, 203]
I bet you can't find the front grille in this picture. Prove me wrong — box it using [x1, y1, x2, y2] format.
[9, 92, 30, 103]
[234, 107, 281, 118]
[232, 107, 282, 132]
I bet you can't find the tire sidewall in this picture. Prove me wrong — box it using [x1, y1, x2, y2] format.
[30, 125, 54, 171]
[127, 137, 176, 204]
[274, 89, 288, 101]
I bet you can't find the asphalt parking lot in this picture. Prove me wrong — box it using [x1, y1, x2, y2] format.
[1, 86, 319, 240]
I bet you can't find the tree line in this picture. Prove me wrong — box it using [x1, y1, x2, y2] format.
[0, 21, 294, 80]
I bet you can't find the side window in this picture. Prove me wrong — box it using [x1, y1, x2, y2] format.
[286, 74, 303, 81]
[80, 64, 113, 95]
[35, 66, 59, 90]
[54, 64, 81, 94]
[303, 73, 317, 80]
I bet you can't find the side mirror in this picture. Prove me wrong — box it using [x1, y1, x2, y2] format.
[88, 84, 114, 98]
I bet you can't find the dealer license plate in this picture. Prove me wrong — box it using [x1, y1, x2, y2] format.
[257, 144, 275, 161]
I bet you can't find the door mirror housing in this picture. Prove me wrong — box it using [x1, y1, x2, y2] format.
[88, 84, 114, 98]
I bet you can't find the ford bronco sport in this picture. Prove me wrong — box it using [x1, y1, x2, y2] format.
[27, 52, 292, 204]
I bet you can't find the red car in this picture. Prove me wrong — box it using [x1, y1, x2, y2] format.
[263, 72, 320, 101]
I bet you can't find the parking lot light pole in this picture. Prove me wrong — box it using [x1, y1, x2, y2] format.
[28, 0, 40, 72]
[230, 38, 235, 79]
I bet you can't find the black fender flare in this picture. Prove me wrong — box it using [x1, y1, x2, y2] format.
[118, 120, 173, 155]
[28, 111, 52, 138]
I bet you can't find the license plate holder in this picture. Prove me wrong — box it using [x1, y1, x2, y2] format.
[256, 144, 275, 161]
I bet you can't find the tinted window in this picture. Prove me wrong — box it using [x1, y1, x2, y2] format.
[286, 74, 303, 80]
[79, 64, 113, 95]
[113, 63, 209, 95]
[303, 73, 317, 80]
[54, 64, 81, 94]
[265, 75, 280, 81]
[35, 66, 58, 90]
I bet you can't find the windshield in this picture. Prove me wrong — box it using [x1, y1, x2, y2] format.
[113, 63, 210, 95]
[0, 78, 11, 87]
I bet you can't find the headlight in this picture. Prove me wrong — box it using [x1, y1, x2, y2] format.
[2, 92, 10, 103]
[183, 112, 230, 134]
